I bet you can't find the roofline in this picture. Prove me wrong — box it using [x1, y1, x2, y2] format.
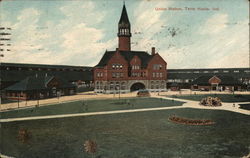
[0, 62, 93, 69]
[168, 68, 250, 71]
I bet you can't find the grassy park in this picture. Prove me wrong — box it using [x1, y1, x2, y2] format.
[1, 108, 250, 158]
[1, 97, 185, 119]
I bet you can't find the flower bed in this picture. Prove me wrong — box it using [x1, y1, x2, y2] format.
[200, 96, 222, 106]
[169, 115, 215, 125]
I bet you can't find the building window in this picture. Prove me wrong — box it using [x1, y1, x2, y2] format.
[153, 72, 155, 78]
[96, 82, 99, 89]
[97, 72, 103, 77]
[156, 72, 159, 77]
[161, 81, 165, 89]
[132, 65, 140, 70]
[151, 81, 154, 89]
[112, 64, 123, 69]
[121, 82, 126, 90]
[153, 64, 162, 70]
[141, 72, 146, 77]
[159, 73, 163, 77]
[110, 82, 114, 90]
[100, 82, 103, 89]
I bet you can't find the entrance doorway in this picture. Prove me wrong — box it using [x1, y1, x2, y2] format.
[130, 82, 146, 92]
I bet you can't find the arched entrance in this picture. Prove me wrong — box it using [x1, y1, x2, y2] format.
[130, 82, 146, 92]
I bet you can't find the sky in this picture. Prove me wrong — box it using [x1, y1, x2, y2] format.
[0, 0, 249, 69]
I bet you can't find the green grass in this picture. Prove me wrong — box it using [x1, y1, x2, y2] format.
[239, 104, 250, 110]
[167, 94, 250, 103]
[1, 98, 185, 119]
[1, 108, 250, 158]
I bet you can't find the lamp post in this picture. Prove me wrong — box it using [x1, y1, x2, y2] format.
[17, 93, 20, 108]
[37, 89, 39, 107]
[116, 85, 120, 100]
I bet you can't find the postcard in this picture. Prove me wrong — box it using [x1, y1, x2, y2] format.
[0, 0, 249, 158]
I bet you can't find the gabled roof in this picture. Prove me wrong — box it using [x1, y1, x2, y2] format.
[119, 4, 130, 25]
[5, 75, 75, 91]
[95, 50, 153, 68]
[192, 75, 242, 86]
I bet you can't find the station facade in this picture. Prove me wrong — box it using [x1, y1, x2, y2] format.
[93, 4, 167, 93]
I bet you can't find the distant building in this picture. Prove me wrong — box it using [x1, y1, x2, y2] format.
[167, 68, 250, 90]
[0, 62, 93, 91]
[93, 4, 167, 93]
[4, 75, 76, 100]
[191, 75, 242, 91]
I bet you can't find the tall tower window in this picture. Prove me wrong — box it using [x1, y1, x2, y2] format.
[118, 4, 131, 51]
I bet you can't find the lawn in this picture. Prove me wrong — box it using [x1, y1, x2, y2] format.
[167, 94, 250, 103]
[1, 97, 185, 119]
[239, 104, 250, 110]
[1, 108, 250, 158]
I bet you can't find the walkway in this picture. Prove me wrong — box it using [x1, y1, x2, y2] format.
[0, 154, 14, 158]
[0, 106, 187, 123]
[155, 95, 250, 115]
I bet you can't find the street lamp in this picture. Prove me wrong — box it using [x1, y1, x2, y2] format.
[116, 85, 120, 99]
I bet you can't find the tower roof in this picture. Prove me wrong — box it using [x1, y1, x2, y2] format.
[119, 4, 130, 25]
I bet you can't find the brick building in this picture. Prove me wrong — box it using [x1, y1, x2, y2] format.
[191, 75, 242, 91]
[93, 4, 167, 93]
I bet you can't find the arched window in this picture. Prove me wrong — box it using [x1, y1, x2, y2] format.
[161, 81, 165, 88]
[96, 81, 99, 90]
[156, 81, 159, 89]
[110, 82, 114, 90]
[121, 82, 126, 90]
[100, 82, 103, 89]
[151, 81, 154, 89]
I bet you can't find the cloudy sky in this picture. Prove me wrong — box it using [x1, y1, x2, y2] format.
[0, 0, 249, 69]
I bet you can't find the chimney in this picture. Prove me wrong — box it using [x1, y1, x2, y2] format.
[151, 47, 155, 55]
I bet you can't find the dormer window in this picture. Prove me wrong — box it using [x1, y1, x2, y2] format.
[112, 64, 123, 69]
